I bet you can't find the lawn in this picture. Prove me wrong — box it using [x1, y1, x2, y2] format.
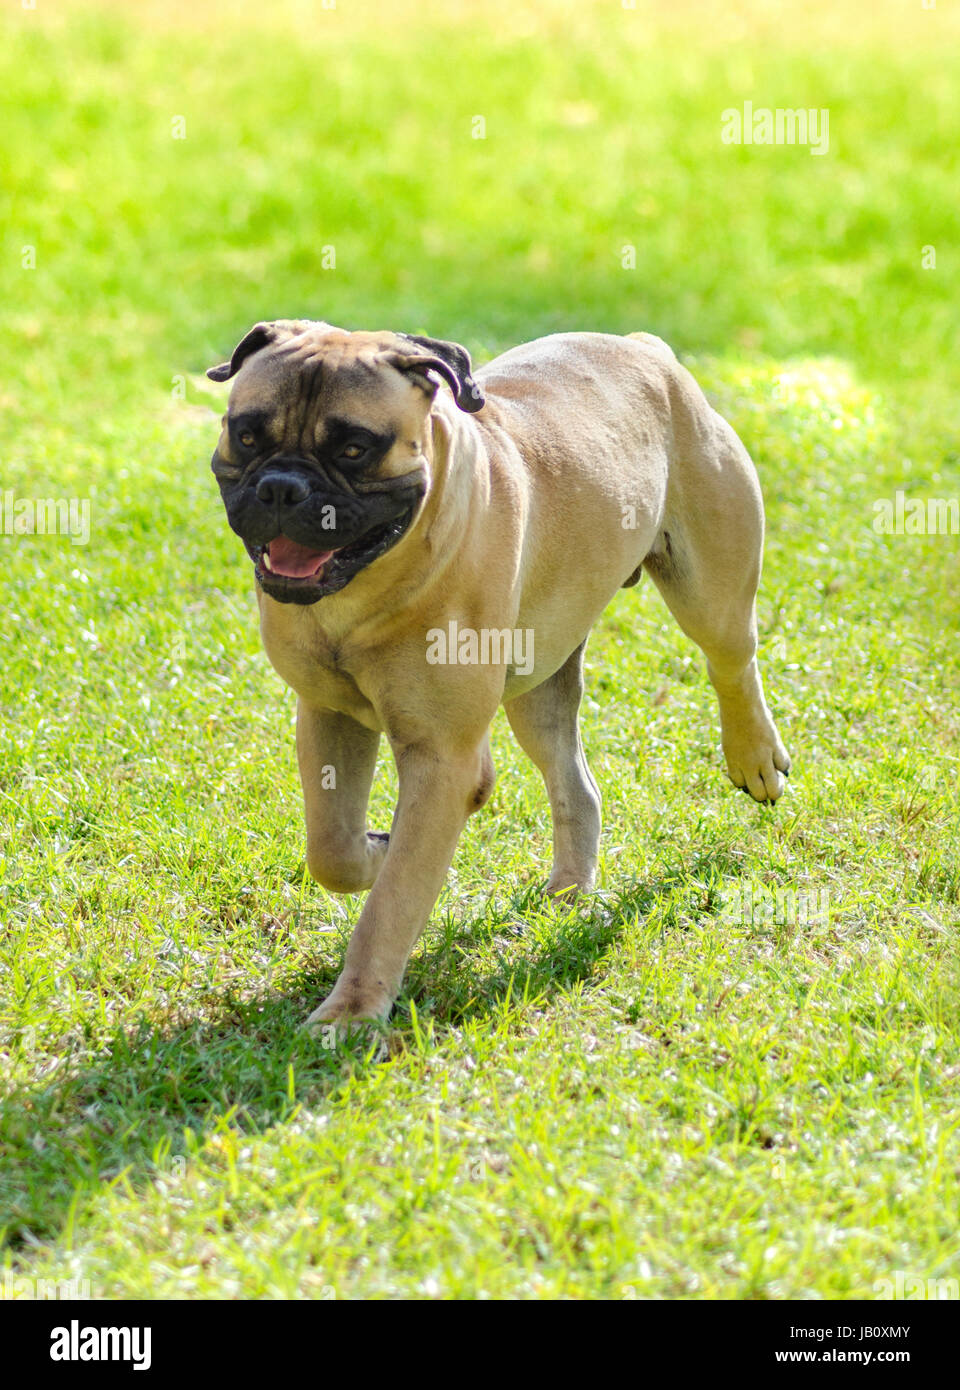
[1, 0, 959, 1299]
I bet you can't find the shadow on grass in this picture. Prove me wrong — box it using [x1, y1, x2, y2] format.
[403, 887, 634, 1024]
[0, 866, 717, 1254]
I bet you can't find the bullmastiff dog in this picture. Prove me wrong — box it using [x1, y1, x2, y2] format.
[207, 321, 790, 1028]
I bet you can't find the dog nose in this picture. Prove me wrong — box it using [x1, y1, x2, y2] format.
[256, 471, 310, 507]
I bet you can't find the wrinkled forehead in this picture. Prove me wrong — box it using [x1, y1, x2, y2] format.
[226, 328, 420, 433]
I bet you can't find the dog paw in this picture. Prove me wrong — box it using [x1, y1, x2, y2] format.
[723, 726, 791, 804]
[544, 868, 596, 900]
[302, 980, 394, 1037]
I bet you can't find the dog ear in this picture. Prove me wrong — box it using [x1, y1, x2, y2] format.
[392, 333, 485, 413]
[206, 322, 277, 382]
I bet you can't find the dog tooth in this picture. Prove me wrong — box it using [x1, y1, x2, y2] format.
[262, 550, 273, 571]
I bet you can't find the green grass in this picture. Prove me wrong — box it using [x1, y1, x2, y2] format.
[1, 0, 959, 1299]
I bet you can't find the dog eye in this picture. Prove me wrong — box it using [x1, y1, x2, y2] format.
[340, 443, 366, 460]
[238, 430, 257, 448]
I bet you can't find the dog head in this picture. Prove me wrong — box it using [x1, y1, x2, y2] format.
[207, 320, 484, 604]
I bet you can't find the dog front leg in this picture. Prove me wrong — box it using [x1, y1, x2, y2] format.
[297, 703, 388, 893]
[304, 736, 495, 1028]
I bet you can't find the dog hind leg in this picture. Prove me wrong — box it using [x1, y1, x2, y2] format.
[504, 640, 602, 896]
[643, 421, 791, 803]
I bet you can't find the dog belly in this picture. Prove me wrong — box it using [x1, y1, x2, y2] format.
[502, 515, 660, 701]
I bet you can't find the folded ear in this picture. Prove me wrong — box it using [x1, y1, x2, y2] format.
[206, 322, 277, 382]
[392, 333, 485, 413]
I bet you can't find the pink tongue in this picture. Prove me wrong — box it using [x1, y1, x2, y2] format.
[267, 536, 336, 579]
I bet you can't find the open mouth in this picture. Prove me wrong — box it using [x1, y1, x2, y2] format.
[261, 535, 335, 580]
[247, 508, 416, 604]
